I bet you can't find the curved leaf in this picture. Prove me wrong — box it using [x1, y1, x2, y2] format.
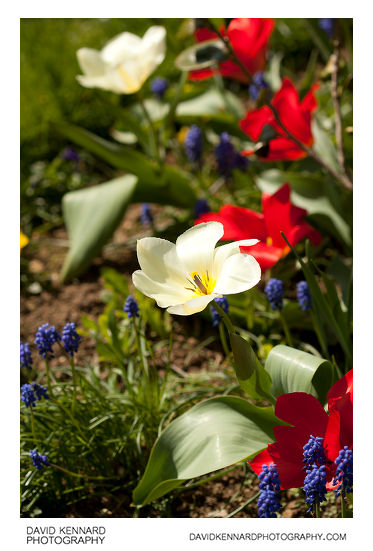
[132, 395, 284, 506]
[53, 121, 196, 208]
[61, 175, 137, 283]
[229, 332, 274, 403]
[265, 345, 334, 404]
[175, 39, 228, 71]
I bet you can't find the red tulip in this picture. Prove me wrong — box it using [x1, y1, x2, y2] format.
[195, 183, 322, 272]
[249, 370, 353, 490]
[189, 18, 274, 83]
[240, 77, 320, 161]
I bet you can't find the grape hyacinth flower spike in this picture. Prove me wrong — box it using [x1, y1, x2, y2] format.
[210, 296, 229, 327]
[140, 203, 154, 227]
[34, 323, 60, 359]
[184, 125, 203, 164]
[21, 383, 49, 408]
[124, 295, 139, 318]
[29, 449, 50, 470]
[333, 447, 353, 498]
[257, 464, 282, 518]
[150, 77, 169, 99]
[297, 280, 312, 311]
[20, 341, 33, 369]
[264, 278, 283, 310]
[61, 322, 81, 357]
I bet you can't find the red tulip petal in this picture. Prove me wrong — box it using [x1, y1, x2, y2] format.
[300, 82, 320, 114]
[262, 183, 321, 247]
[227, 18, 274, 74]
[260, 137, 306, 161]
[195, 27, 219, 42]
[271, 77, 315, 145]
[249, 448, 274, 476]
[195, 204, 267, 242]
[240, 242, 283, 272]
[275, 392, 329, 439]
[189, 68, 216, 81]
[327, 369, 353, 409]
[240, 105, 274, 141]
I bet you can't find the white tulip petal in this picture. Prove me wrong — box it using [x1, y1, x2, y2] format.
[101, 32, 142, 65]
[213, 253, 261, 296]
[141, 26, 166, 66]
[167, 294, 216, 316]
[76, 48, 107, 77]
[136, 238, 186, 286]
[132, 270, 188, 307]
[176, 222, 224, 275]
[213, 239, 259, 278]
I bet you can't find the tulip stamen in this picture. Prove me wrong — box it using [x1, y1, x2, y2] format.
[186, 271, 216, 296]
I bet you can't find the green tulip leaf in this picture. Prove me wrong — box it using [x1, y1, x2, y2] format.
[175, 88, 246, 134]
[229, 332, 274, 403]
[133, 395, 285, 506]
[53, 121, 196, 208]
[175, 39, 228, 71]
[61, 174, 137, 283]
[265, 344, 334, 404]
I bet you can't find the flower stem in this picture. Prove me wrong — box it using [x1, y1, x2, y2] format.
[314, 498, 321, 518]
[218, 322, 231, 360]
[212, 300, 236, 335]
[137, 93, 161, 165]
[341, 489, 347, 518]
[29, 407, 39, 447]
[45, 358, 54, 398]
[50, 463, 117, 481]
[279, 311, 293, 347]
[70, 355, 78, 414]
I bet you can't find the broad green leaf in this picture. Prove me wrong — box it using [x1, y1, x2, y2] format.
[312, 118, 340, 173]
[61, 174, 137, 282]
[53, 121, 196, 208]
[256, 169, 351, 246]
[229, 332, 274, 403]
[175, 39, 228, 71]
[132, 396, 284, 506]
[265, 345, 334, 405]
[264, 52, 283, 92]
[176, 87, 245, 119]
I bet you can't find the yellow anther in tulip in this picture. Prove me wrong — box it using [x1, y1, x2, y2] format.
[188, 271, 216, 296]
[266, 236, 273, 246]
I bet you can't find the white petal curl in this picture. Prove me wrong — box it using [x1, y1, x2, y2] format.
[213, 253, 261, 295]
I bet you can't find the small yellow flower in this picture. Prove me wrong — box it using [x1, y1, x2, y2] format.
[20, 232, 29, 250]
[177, 126, 189, 144]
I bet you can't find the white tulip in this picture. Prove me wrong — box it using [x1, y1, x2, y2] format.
[132, 222, 261, 316]
[76, 26, 166, 95]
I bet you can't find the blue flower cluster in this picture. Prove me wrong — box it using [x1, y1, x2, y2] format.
[215, 133, 249, 178]
[210, 296, 229, 327]
[249, 71, 269, 102]
[150, 77, 169, 98]
[124, 295, 139, 319]
[302, 435, 328, 514]
[264, 278, 283, 310]
[21, 382, 49, 407]
[140, 203, 154, 226]
[62, 145, 80, 163]
[194, 198, 210, 220]
[185, 125, 203, 164]
[318, 19, 335, 38]
[34, 323, 60, 359]
[333, 446, 353, 497]
[29, 448, 50, 470]
[257, 464, 282, 518]
[20, 341, 33, 369]
[296, 281, 312, 311]
[303, 463, 328, 513]
[61, 322, 81, 357]
[303, 435, 326, 469]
